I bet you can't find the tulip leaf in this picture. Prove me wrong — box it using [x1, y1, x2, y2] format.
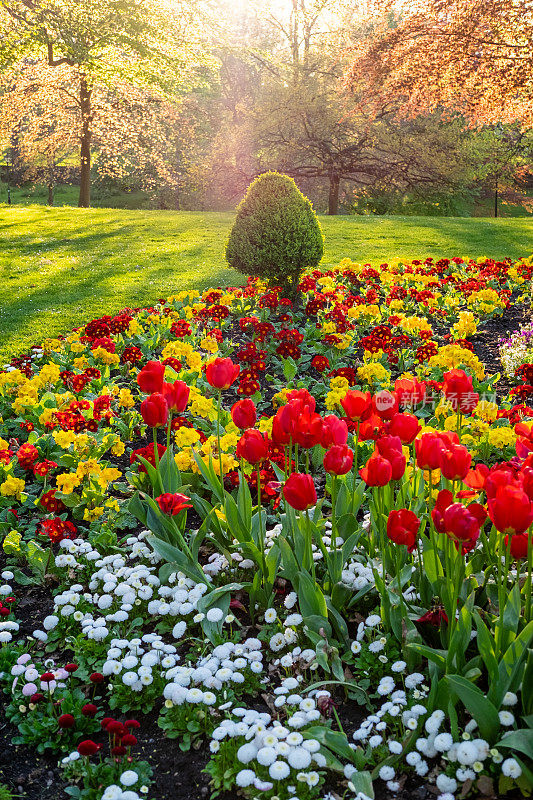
[496, 729, 533, 762]
[445, 674, 500, 742]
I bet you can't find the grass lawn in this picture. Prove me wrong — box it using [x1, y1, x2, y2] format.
[1, 205, 532, 362]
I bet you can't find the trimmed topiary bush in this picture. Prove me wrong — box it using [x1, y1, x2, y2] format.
[225, 171, 324, 297]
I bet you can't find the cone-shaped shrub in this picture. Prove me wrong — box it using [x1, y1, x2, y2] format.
[225, 172, 324, 297]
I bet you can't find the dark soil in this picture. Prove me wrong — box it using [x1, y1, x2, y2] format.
[470, 300, 530, 399]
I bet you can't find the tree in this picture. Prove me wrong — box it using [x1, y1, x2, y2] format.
[0, 0, 207, 206]
[346, 0, 533, 129]
[225, 171, 324, 297]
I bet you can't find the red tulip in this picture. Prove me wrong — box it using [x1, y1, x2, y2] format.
[432, 490, 485, 545]
[340, 390, 372, 422]
[323, 445, 354, 475]
[292, 407, 323, 449]
[358, 412, 384, 441]
[162, 380, 190, 412]
[440, 444, 472, 481]
[395, 377, 426, 408]
[205, 357, 240, 390]
[373, 390, 399, 421]
[463, 464, 489, 490]
[285, 388, 316, 413]
[283, 473, 317, 511]
[156, 493, 192, 516]
[320, 415, 348, 448]
[504, 533, 531, 559]
[387, 509, 420, 552]
[485, 466, 517, 499]
[376, 435, 406, 480]
[488, 485, 533, 535]
[231, 399, 257, 430]
[359, 452, 393, 486]
[236, 429, 269, 465]
[415, 432, 447, 471]
[140, 393, 168, 427]
[388, 412, 421, 444]
[443, 369, 479, 413]
[137, 360, 165, 393]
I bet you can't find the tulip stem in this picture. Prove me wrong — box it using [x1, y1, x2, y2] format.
[256, 467, 268, 587]
[331, 476, 337, 550]
[152, 428, 164, 495]
[526, 528, 532, 623]
[216, 390, 225, 500]
[351, 426, 360, 516]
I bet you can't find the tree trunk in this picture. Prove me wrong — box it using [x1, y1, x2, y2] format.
[328, 172, 340, 215]
[48, 183, 54, 206]
[494, 180, 498, 218]
[78, 75, 92, 208]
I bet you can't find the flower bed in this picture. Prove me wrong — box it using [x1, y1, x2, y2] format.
[1, 254, 533, 800]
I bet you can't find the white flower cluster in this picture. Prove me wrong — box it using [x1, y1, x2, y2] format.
[46, 532, 212, 644]
[0, 572, 16, 643]
[103, 635, 178, 692]
[352, 669, 429, 792]
[210, 701, 326, 793]
[163, 638, 263, 705]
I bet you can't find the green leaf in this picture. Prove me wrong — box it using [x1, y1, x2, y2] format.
[445, 674, 500, 742]
[496, 729, 533, 761]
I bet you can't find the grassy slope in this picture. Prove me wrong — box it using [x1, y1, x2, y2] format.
[1, 205, 532, 361]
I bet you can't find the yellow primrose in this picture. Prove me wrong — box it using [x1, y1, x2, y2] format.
[56, 473, 82, 494]
[0, 476, 25, 498]
[118, 388, 135, 408]
[53, 430, 77, 449]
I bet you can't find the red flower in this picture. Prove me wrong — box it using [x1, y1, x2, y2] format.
[387, 509, 420, 552]
[140, 393, 168, 427]
[292, 407, 323, 449]
[64, 663, 79, 673]
[283, 473, 317, 511]
[323, 445, 354, 475]
[161, 380, 189, 412]
[440, 444, 472, 481]
[340, 390, 372, 422]
[387, 412, 421, 444]
[77, 740, 101, 757]
[231, 399, 257, 430]
[81, 703, 98, 718]
[121, 733, 138, 746]
[156, 493, 192, 516]
[130, 443, 166, 473]
[16, 442, 39, 470]
[395, 377, 426, 408]
[359, 452, 392, 486]
[205, 357, 240, 390]
[236, 430, 269, 465]
[488, 485, 533, 535]
[311, 355, 330, 372]
[372, 390, 399, 421]
[40, 672, 55, 682]
[58, 713, 75, 729]
[463, 464, 489, 490]
[89, 672, 105, 684]
[417, 607, 448, 626]
[320, 415, 348, 448]
[415, 432, 447, 471]
[443, 369, 479, 413]
[137, 360, 165, 394]
[505, 534, 531, 559]
[124, 719, 141, 729]
[376, 435, 406, 480]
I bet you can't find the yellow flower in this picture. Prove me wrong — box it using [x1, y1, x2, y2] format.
[73, 356, 90, 371]
[91, 347, 120, 366]
[111, 441, 125, 457]
[1, 476, 25, 498]
[83, 507, 104, 521]
[53, 430, 77, 449]
[118, 388, 135, 408]
[3, 529, 22, 555]
[201, 337, 219, 353]
[56, 473, 82, 494]
[357, 362, 390, 386]
[486, 427, 516, 449]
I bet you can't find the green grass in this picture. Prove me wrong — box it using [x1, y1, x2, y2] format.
[1, 205, 532, 361]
